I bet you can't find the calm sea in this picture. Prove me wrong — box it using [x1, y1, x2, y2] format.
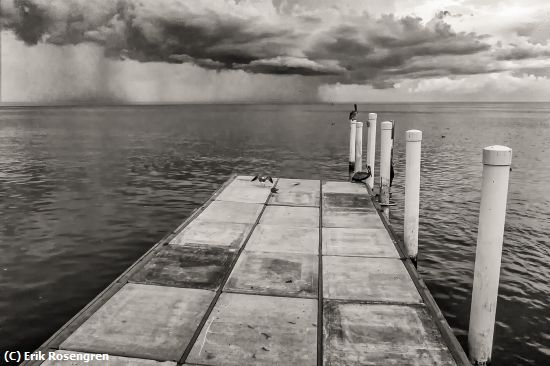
[0, 103, 549, 365]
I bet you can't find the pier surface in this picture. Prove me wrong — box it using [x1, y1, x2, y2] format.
[26, 175, 469, 366]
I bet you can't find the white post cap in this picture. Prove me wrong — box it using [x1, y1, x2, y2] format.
[483, 145, 512, 166]
[368, 113, 377, 120]
[350, 120, 357, 125]
[406, 130, 422, 142]
[356, 121, 363, 127]
[381, 121, 393, 130]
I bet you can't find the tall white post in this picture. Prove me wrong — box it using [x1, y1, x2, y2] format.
[349, 120, 357, 171]
[379, 121, 393, 210]
[468, 145, 512, 365]
[354, 122, 363, 173]
[366, 113, 377, 189]
[404, 130, 422, 265]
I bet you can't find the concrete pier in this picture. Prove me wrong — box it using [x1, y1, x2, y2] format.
[25, 175, 469, 366]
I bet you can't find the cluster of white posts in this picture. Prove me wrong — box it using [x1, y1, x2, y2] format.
[348, 113, 512, 366]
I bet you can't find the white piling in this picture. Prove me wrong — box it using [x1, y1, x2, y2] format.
[354, 122, 363, 173]
[468, 145, 512, 365]
[349, 120, 357, 171]
[366, 113, 377, 189]
[404, 130, 422, 265]
[379, 121, 393, 209]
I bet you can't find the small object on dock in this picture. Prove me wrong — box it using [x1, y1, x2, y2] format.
[270, 187, 279, 193]
[441, 135, 446, 138]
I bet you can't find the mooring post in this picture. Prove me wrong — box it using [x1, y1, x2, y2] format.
[354, 122, 363, 173]
[379, 121, 393, 216]
[366, 113, 377, 189]
[468, 145, 512, 365]
[349, 119, 357, 173]
[404, 130, 422, 266]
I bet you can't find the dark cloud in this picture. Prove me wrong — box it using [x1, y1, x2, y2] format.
[0, 0, 510, 88]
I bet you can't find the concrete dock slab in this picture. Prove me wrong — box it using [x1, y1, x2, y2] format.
[130, 245, 236, 290]
[260, 206, 319, 227]
[245, 224, 319, 254]
[225, 251, 318, 298]
[187, 293, 318, 366]
[41, 351, 176, 365]
[323, 256, 422, 303]
[61, 284, 214, 361]
[194, 201, 263, 224]
[275, 178, 320, 193]
[323, 301, 456, 365]
[322, 181, 368, 195]
[170, 220, 253, 248]
[216, 179, 272, 204]
[269, 191, 320, 207]
[322, 228, 399, 258]
[323, 192, 376, 211]
[323, 208, 385, 229]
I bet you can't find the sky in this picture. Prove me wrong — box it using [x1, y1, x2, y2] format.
[1, 0, 550, 103]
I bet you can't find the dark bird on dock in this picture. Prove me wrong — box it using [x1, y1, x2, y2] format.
[349, 103, 358, 120]
[352, 167, 372, 182]
[251, 175, 273, 184]
[270, 187, 279, 193]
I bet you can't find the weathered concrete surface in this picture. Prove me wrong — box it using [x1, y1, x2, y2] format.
[322, 181, 368, 195]
[260, 206, 319, 228]
[323, 193, 376, 211]
[170, 220, 253, 248]
[216, 179, 272, 204]
[187, 293, 317, 366]
[130, 245, 236, 290]
[41, 351, 175, 365]
[323, 208, 385, 229]
[270, 179, 320, 206]
[322, 228, 399, 258]
[323, 301, 456, 365]
[275, 178, 320, 193]
[61, 284, 214, 361]
[245, 224, 319, 254]
[323, 256, 422, 303]
[194, 201, 263, 224]
[225, 251, 318, 298]
[270, 191, 320, 207]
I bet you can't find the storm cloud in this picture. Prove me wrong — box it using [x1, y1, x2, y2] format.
[1, 0, 497, 87]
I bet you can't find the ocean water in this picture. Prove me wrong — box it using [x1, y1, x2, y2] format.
[0, 103, 549, 365]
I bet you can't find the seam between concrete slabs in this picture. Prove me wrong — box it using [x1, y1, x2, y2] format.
[178, 178, 280, 365]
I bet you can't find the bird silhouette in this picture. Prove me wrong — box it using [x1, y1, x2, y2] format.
[251, 175, 274, 184]
[351, 166, 372, 182]
[349, 103, 358, 120]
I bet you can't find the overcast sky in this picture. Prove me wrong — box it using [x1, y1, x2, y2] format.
[1, 0, 550, 103]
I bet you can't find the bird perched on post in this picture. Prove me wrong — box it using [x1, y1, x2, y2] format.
[349, 104, 358, 121]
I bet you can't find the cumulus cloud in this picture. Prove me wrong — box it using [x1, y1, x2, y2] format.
[1, 0, 492, 86]
[1, 0, 550, 102]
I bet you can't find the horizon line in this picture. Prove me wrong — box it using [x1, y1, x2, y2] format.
[2, 100, 550, 108]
